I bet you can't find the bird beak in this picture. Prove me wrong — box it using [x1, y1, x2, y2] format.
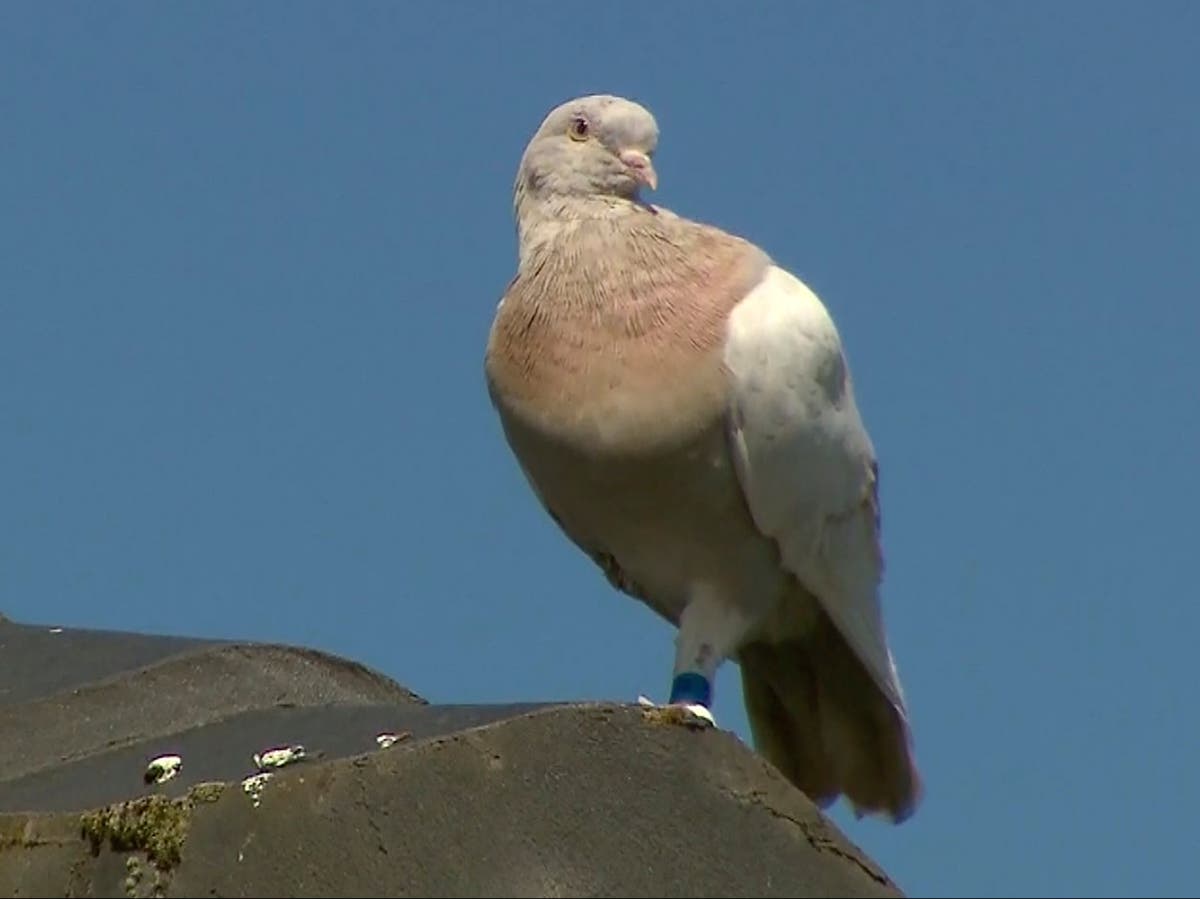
[619, 148, 657, 191]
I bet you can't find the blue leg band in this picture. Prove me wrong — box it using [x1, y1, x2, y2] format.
[669, 672, 712, 708]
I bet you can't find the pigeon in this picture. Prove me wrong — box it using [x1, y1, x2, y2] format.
[484, 94, 922, 823]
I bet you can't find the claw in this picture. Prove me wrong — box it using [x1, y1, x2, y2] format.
[636, 695, 716, 730]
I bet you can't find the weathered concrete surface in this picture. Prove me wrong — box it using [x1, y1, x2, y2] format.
[0, 615, 904, 897]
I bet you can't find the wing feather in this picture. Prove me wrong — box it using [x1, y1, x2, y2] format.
[723, 265, 908, 718]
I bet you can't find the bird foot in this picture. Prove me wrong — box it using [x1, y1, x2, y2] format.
[636, 694, 716, 730]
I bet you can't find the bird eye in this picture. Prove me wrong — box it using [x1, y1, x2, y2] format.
[568, 116, 589, 141]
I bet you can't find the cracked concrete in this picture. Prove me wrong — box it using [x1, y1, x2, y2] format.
[0, 615, 906, 897]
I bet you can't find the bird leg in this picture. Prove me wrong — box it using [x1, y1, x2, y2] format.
[639, 586, 755, 730]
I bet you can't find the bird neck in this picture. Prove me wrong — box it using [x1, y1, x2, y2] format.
[513, 191, 648, 269]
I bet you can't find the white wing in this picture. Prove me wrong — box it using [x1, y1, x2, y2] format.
[723, 264, 908, 717]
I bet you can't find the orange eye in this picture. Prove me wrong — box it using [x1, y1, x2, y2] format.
[568, 116, 589, 141]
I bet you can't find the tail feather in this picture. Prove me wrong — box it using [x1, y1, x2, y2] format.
[739, 643, 840, 808]
[737, 611, 922, 823]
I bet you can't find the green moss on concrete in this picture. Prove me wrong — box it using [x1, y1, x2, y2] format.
[123, 854, 144, 897]
[78, 780, 229, 874]
[186, 781, 226, 804]
[80, 795, 187, 869]
[0, 818, 29, 850]
[0, 813, 86, 851]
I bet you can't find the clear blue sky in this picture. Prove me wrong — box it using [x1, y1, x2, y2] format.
[3, 3, 1196, 896]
